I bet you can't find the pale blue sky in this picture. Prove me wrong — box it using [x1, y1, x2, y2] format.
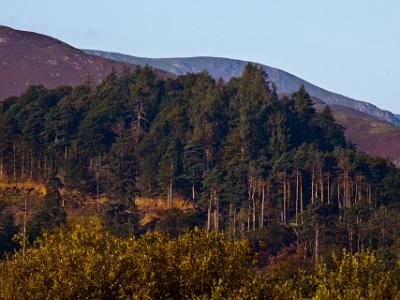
[1, 0, 399, 113]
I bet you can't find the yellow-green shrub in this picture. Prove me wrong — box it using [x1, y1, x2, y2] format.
[0, 226, 254, 299]
[2, 227, 400, 300]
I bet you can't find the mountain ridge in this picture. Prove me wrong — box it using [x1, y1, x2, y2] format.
[84, 49, 400, 125]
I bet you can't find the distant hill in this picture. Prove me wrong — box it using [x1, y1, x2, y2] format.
[84, 50, 400, 125]
[316, 104, 400, 165]
[0, 26, 169, 101]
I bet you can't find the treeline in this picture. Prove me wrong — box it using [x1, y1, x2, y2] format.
[1, 64, 400, 257]
[1, 226, 400, 299]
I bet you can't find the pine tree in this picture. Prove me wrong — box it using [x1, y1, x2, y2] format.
[106, 124, 138, 205]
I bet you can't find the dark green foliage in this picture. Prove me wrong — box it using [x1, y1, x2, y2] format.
[106, 125, 138, 205]
[0, 213, 19, 258]
[27, 177, 66, 241]
[101, 202, 138, 237]
[155, 208, 205, 237]
[182, 143, 206, 200]
[381, 169, 400, 206]
[1, 64, 400, 255]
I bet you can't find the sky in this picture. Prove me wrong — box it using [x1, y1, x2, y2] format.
[1, 0, 400, 113]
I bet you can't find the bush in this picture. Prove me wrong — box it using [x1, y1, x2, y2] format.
[1, 226, 400, 299]
[0, 226, 254, 299]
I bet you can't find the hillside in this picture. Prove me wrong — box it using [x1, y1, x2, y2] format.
[316, 104, 400, 165]
[84, 50, 400, 125]
[0, 26, 169, 101]
[1, 64, 398, 222]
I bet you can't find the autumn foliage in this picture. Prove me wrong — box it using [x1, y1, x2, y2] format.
[1, 226, 400, 299]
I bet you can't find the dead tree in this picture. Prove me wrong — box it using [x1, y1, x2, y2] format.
[207, 194, 212, 232]
[283, 171, 287, 225]
[311, 164, 315, 204]
[13, 146, 16, 182]
[320, 167, 324, 203]
[260, 180, 266, 229]
[300, 173, 304, 225]
[295, 168, 299, 225]
[327, 171, 330, 204]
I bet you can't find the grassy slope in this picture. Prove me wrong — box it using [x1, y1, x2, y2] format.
[0, 180, 196, 230]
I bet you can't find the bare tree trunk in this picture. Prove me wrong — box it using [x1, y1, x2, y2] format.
[170, 179, 173, 209]
[229, 203, 233, 238]
[338, 177, 341, 209]
[351, 179, 354, 205]
[29, 150, 33, 180]
[247, 180, 251, 231]
[96, 159, 100, 210]
[327, 171, 330, 204]
[192, 181, 195, 202]
[44, 155, 47, 180]
[0, 154, 4, 179]
[21, 152, 24, 181]
[287, 176, 291, 221]
[343, 173, 347, 208]
[23, 193, 27, 255]
[258, 179, 261, 227]
[315, 226, 319, 267]
[368, 184, 372, 204]
[311, 164, 315, 204]
[283, 171, 287, 225]
[233, 204, 236, 238]
[300, 174, 303, 225]
[13, 146, 16, 182]
[267, 181, 270, 227]
[37, 152, 42, 181]
[295, 169, 299, 225]
[320, 167, 324, 203]
[215, 194, 219, 235]
[315, 166, 319, 202]
[167, 184, 170, 209]
[213, 208, 217, 233]
[252, 179, 256, 231]
[355, 175, 358, 204]
[349, 225, 353, 255]
[346, 172, 350, 208]
[357, 217, 361, 252]
[64, 145, 68, 160]
[207, 196, 212, 232]
[148, 178, 152, 196]
[261, 182, 265, 229]
[247, 202, 250, 231]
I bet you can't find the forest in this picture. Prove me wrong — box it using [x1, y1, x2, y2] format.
[1, 64, 400, 298]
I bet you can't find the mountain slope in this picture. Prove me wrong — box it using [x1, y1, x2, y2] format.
[84, 50, 400, 125]
[316, 104, 400, 165]
[0, 26, 168, 101]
